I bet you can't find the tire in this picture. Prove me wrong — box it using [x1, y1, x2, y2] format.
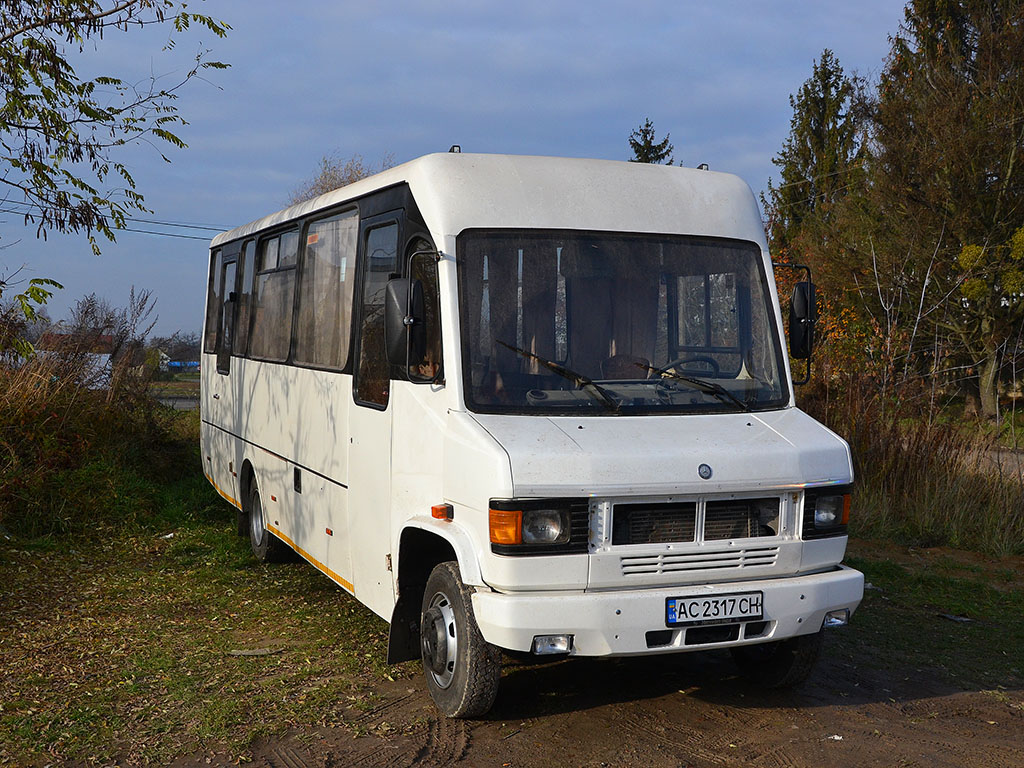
[420, 561, 502, 718]
[247, 479, 289, 563]
[730, 631, 822, 688]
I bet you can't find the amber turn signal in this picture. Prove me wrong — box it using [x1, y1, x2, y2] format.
[489, 508, 522, 545]
[431, 503, 454, 521]
[841, 494, 851, 525]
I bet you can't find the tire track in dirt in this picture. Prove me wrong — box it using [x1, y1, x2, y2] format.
[615, 702, 732, 766]
[410, 715, 469, 766]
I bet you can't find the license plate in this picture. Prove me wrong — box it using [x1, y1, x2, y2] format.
[666, 592, 763, 627]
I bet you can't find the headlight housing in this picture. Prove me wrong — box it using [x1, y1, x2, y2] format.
[489, 498, 588, 555]
[802, 486, 852, 539]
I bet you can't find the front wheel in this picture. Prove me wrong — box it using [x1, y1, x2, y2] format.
[420, 561, 501, 718]
[730, 631, 822, 688]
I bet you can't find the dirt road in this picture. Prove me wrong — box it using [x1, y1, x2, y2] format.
[178, 642, 1023, 768]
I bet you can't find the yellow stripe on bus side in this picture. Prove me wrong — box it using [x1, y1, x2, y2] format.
[205, 473, 240, 509]
[205, 472, 355, 594]
[268, 524, 355, 594]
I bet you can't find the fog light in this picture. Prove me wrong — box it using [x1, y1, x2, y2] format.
[823, 609, 850, 628]
[532, 634, 573, 655]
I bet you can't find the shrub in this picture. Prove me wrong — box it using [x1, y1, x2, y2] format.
[0, 347, 200, 539]
[801, 374, 1024, 556]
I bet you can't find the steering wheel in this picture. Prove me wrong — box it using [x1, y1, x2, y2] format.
[662, 356, 721, 376]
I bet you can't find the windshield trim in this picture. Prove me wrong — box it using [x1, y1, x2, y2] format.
[455, 228, 792, 417]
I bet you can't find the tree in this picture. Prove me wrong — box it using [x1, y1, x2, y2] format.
[1, 2, 229, 251]
[0, 2, 228, 354]
[763, 50, 862, 252]
[844, 0, 1024, 417]
[287, 152, 396, 206]
[628, 118, 674, 164]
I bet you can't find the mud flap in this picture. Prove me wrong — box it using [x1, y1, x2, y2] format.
[387, 591, 421, 664]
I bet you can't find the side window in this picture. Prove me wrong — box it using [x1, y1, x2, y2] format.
[203, 249, 223, 353]
[233, 240, 256, 356]
[294, 210, 358, 369]
[355, 222, 398, 407]
[216, 259, 237, 374]
[249, 230, 299, 361]
[409, 238, 442, 382]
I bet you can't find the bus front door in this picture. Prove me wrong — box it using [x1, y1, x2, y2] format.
[347, 215, 401, 619]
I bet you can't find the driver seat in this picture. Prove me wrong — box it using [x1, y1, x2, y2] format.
[601, 354, 651, 380]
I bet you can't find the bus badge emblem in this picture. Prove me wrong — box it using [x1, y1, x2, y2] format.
[698, 464, 713, 479]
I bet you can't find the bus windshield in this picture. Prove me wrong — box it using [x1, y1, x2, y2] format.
[457, 230, 789, 415]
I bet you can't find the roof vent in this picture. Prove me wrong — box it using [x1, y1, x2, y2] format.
[697, 163, 709, 171]
[449, 145, 461, 153]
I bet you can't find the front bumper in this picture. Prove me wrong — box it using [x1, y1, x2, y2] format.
[471, 565, 863, 655]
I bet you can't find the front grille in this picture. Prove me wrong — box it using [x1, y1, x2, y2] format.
[704, 498, 779, 540]
[620, 545, 779, 576]
[611, 497, 780, 546]
[612, 502, 696, 545]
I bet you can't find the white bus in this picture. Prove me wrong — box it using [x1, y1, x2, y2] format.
[201, 152, 863, 718]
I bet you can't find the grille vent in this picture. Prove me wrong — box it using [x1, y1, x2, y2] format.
[704, 498, 779, 541]
[620, 546, 779, 576]
[612, 502, 696, 545]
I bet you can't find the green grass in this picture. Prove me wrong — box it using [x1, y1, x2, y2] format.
[0, 406, 412, 765]
[839, 542, 1023, 688]
[0, 509, 411, 766]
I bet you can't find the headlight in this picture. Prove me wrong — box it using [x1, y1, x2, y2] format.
[523, 509, 570, 544]
[803, 486, 853, 539]
[811, 492, 850, 529]
[814, 495, 843, 527]
[488, 498, 587, 554]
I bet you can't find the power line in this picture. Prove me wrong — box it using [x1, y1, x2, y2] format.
[774, 160, 867, 190]
[0, 207, 214, 241]
[119, 227, 210, 241]
[0, 198, 230, 231]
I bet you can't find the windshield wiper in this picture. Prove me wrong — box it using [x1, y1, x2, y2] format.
[497, 340, 620, 412]
[639, 363, 752, 412]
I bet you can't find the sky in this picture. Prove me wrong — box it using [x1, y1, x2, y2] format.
[1, 1, 909, 337]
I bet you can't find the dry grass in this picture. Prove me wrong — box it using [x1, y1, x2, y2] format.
[803, 376, 1024, 557]
[0, 349, 183, 539]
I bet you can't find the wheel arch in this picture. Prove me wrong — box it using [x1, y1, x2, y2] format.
[387, 522, 483, 664]
[234, 459, 257, 536]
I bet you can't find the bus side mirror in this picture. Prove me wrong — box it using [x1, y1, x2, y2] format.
[788, 281, 816, 360]
[385, 278, 425, 368]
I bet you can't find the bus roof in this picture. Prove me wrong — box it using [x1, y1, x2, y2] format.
[210, 153, 767, 250]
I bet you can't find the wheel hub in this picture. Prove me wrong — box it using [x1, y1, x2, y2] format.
[421, 592, 457, 689]
[249, 493, 265, 546]
[421, 606, 448, 674]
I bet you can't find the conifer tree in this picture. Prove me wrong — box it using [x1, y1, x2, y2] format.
[763, 50, 861, 252]
[628, 118, 675, 165]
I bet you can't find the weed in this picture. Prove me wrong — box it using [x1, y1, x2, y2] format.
[802, 377, 1024, 556]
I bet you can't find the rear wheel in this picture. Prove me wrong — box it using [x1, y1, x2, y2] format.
[420, 561, 501, 718]
[730, 631, 822, 688]
[248, 479, 288, 563]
